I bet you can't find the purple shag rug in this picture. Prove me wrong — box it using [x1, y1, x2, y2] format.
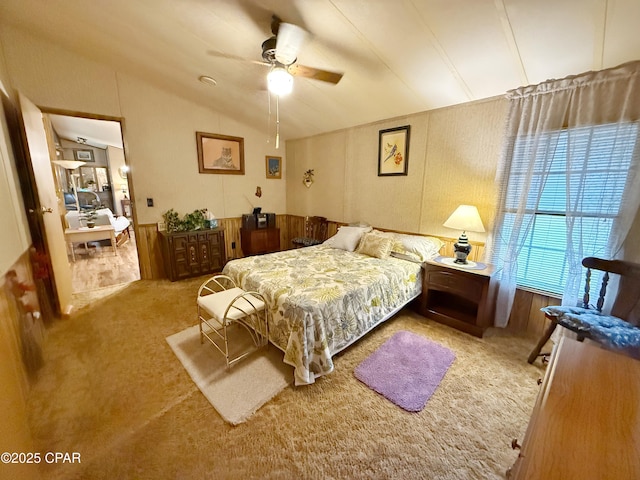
[354, 331, 456, 412]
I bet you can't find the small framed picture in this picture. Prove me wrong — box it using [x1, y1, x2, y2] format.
[73, 149, 94, 162]
[378, 125, 410, 176]
[196, 132, 245, 175]
[265, 156, 282, 179]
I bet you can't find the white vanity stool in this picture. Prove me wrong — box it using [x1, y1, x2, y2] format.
[197, 275, 268, 368]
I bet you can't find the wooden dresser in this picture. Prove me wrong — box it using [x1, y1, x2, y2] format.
[159, 228, 226, 281]
[509, 337, 640, 479]
[240, 227, 280, 256]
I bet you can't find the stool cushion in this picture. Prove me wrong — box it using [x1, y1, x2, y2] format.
[198, 287, 265, 322]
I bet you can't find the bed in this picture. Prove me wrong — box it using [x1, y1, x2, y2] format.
[222, 227, 442, 385]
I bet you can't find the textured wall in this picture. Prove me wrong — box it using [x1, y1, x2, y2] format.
[286, 97, 508, 247]
[0, 25, 287, 226]
[419, 97, 508, 240]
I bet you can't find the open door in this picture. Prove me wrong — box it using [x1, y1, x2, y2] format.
[16, 93, 72, 315]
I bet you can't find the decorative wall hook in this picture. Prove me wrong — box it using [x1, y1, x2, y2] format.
[303, 169, 314, 188]
[255, 186, 262, 198]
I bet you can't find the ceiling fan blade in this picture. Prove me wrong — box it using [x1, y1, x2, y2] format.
[275, 22, 307, 65]
[207, 49, 270, 67]
[288, 64, 344, 84]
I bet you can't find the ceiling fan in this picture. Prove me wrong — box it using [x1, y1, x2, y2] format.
[262, 15, 343, 91]
[209, 15, 344, 94]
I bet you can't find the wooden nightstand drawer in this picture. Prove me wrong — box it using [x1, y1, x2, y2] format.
[426, 270, 484, 303]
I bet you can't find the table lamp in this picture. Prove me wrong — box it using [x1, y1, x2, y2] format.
[443, 205, 485, 264]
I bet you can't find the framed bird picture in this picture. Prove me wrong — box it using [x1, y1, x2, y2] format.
[378, 125, 410, 176]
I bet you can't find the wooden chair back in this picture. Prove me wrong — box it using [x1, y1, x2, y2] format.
[582, 257, 640, 325]
[304, 216, 328, 242]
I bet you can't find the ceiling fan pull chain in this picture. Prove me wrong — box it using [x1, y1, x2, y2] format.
[275, 95, 280, 149]
[267, 89, 272, 145]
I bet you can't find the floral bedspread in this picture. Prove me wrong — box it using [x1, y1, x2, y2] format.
[222, 245, 422, 385]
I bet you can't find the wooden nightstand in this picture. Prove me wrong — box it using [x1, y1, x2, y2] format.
[240, 227, 280, 256]
[420, 257, 496, 337]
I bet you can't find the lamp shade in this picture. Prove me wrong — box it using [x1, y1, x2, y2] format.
[52, 160, 86, 170]
[443, 205, 485, 233]
[267, 67, 293, 96]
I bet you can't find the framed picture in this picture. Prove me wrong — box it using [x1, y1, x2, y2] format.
[265, 155, 282, 179]
[378, 125, 410, 176]
[196, 131, 245, 175]
[73, 149, 94, 162]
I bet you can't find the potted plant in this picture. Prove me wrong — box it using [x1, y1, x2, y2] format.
[82, 208, 98, 228]
[162, 208, 209, 232]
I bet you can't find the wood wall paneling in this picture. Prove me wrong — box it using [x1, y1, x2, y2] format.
[138, 214, 555, 337]
[0, 250, 42, 479]
[135, 224, 165, 280]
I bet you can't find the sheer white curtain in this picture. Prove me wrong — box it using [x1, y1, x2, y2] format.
[489, 61, 640, 327]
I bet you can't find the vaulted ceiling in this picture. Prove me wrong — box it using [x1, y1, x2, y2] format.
[1, 0, 639, 142]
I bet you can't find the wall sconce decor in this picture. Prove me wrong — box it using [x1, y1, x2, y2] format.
[303, 169, 314, 188]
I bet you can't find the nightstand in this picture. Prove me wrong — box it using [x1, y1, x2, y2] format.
[240, 227, 280, 256]
[420, 257, 496, 337]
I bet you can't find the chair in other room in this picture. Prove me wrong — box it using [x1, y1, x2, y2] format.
[292, 216, 328, 248]
[197, 274, 268, 369]
[77, 190, 101, 210]
[528, 256, 640, 364]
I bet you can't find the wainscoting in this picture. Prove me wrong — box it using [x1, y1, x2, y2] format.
[134, 214, 553, 337]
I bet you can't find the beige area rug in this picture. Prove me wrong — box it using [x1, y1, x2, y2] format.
[166, 324, 292, 425]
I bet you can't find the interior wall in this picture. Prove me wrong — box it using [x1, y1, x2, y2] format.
[0, 33, 40, 480]
[0, 255, 41, 480]
[286, 97, 508, 249]
[286, 130, 347, 220]
[0, 24, 287, 226]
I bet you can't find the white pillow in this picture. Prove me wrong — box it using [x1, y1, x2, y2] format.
[324, 226, 372, 252]
[391, 234, 444, 262]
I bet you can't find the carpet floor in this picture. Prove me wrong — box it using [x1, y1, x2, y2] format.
[26, 277, 544, 479]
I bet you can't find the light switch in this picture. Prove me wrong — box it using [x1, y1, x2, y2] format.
[147, 198, 154, 207]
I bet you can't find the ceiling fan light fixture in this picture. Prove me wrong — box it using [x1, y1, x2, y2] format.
[267, 67, 293, 96]
[275, 22, 307, 66]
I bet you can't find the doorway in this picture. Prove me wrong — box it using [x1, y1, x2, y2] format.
[46, 112, 141, 295]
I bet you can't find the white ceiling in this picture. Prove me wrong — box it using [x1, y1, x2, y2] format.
[1, 0, 640, 142]
[49, 114, 123, 149]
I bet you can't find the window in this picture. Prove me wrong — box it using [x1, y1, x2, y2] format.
[495, 122, 638, 296]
